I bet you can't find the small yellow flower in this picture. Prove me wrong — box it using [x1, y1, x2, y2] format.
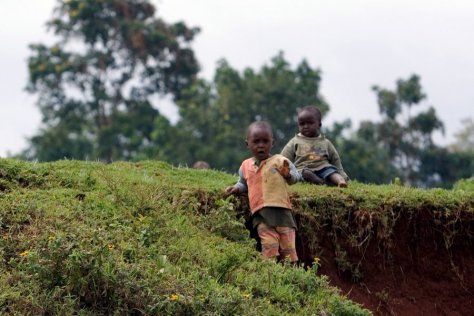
[48, 236, 56, 241]
[242, 293, 251, 299]
[107, 244, 114, 250]
[169, 294, 179, 301]
[313, 256, 321, 264]
[20, 250, 30, 257]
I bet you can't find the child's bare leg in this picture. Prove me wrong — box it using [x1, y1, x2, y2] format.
[328, 172, 347, 187]
[257, 223, 280, 260]
[302, 169, 324, 184]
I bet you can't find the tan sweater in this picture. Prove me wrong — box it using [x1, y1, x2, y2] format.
[281, 133, 348, 180]
[235, 155, 298, 214]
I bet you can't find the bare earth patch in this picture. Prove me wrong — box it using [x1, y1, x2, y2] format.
[296, 209, 474, 316]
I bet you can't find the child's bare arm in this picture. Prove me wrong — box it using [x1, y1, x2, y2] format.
[225, 168, 247, 195]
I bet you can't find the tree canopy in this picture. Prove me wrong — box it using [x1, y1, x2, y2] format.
[22, 0, 474, 188]
[25, 0, 199, 162]
[337, 75, 473, 187]
[170, 53, 329, 171]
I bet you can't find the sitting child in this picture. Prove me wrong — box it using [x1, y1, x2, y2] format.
[281, 106, 349, 187]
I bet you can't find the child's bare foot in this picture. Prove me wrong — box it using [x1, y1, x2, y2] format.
[337, 181, 348, 188]
[329, 172, 347, 188]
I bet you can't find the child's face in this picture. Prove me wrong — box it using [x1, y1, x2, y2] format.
[246, 126, 274, 161]
[298, 110, 321, 137]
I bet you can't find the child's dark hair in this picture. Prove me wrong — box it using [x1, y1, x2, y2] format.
[299, 106, 322, 122]
[246, 121, 273, 139]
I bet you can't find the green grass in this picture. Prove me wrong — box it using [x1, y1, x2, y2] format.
[3, 158, 472, 315]
[453, 176, 474, 191]
[1, 158, 370, 315]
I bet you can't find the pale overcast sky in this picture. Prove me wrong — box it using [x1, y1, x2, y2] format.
[1, 0, 473, 157]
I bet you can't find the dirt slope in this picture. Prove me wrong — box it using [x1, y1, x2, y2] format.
[295, 208, 474, 316]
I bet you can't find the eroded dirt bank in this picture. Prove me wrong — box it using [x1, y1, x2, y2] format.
[194, 191, 474, 316]
[294, 204, 474, 316]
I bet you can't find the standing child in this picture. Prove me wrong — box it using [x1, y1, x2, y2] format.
[226, 121, 300, 263]
[281, 106, 349, 187]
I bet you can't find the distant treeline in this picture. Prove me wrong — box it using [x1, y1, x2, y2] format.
[20, 0, 474, 188]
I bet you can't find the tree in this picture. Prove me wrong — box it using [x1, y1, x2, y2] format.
[326, 120, 397, 184]
[418, 117, 474, 188]
[451, 118, 474, 152]
[24, 0, 199, 162]
[371, 74, 444, 185]
[172, 53, 329, 171]
[331, 74, 471, 188]
[419, 147, 474, 188]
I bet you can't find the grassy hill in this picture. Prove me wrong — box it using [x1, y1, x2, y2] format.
[0, 159, 369, 315]
[1, 159, 473, 315]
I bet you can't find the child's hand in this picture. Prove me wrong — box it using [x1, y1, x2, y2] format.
[277, 160, 291, 179]
[225, 186, 240, 195]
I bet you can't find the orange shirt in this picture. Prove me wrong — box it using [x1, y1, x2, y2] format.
[237, 154, 296, 214]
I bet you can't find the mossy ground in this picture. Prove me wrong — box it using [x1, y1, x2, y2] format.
[1, 159, 370, 315]
[2, 158, 473, 315]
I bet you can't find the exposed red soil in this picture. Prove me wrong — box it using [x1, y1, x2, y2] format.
[207, 192, 474, 315]
[295, 209, 474, 316]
